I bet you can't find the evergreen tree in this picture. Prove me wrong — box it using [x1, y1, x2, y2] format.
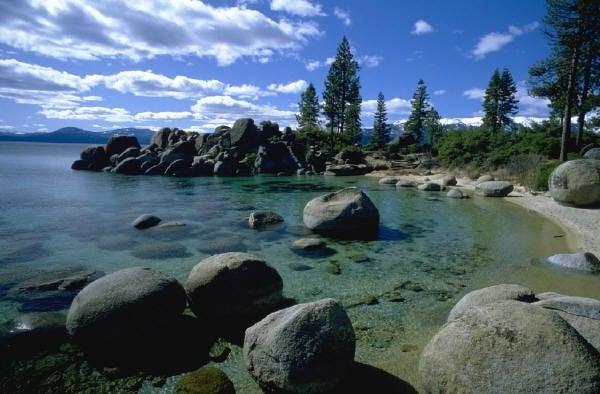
[498, 68, 519, 129]
[482, 69, 502, 131]
[344, 102, 362, 145]
[424, 108, 443, 150]
[370, 92, 390, 149]
[296, 83, 320, 128]
[405, 79, 430, 148]
[322, 36, 361, 150]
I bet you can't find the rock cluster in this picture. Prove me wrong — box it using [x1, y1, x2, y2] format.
[72, 118, 332, 177]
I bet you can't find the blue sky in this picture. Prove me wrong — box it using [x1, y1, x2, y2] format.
[0, 0, 552, 133]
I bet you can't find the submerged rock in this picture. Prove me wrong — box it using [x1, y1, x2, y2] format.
[243, 298, 356, 393]
[396, 179, 417, 188]
[66, 267, 187, 344]
[174, 366, 235, 394]
[303, 187, 379, 238]
[475, 181, 514, 197]
[549, 159, 600, 206]
[545, 252, 600, 274]
[446, 188, 466, 199]
[291, 238, 326, 251]
[197, 235, 247, 254]
[420, 301, 600, 393]
[378, 176, 400, 185]
[447, 284, 536, 321]
[185, 253, 283, 322]
[132, 214, 162, 230]
[131, 241, 190, 259]
[248, 210, 284, 229]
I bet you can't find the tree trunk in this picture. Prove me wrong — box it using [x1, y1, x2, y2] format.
[576, 42, 594, 148]
[560, 45, 580, 162]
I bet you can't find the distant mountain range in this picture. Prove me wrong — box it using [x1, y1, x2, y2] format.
[0, 127, 154, 144]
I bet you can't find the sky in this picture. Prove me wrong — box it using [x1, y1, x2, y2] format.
[0, 0, 553, 133]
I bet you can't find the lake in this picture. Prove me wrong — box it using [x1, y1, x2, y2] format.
[1, 141, 598, 392]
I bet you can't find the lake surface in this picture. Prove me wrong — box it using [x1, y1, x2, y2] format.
[1, 141, 599, 392]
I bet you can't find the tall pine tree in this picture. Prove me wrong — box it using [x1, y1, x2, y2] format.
[296, 83, 320, 129]
[322, 36, 361, 150]
[405, 79, 430, 148]
[370, 92, 390, 149]
[482, 69, 502, 131]
[424, 108, 443, 151]
[499, 68, 519, 129]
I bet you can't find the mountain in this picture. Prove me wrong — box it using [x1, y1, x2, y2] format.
[0, 127, 154, 144]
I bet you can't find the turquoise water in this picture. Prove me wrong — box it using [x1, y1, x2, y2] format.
[1, 141, 598, 392]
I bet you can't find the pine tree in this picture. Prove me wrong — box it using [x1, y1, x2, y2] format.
[424, 108, 443, 150]
[405, 79, 430, 148]
[498, 68, 519, 129]
[296, 83, 320, 128]
[482, 69, 502, 131]
[322, 36, 361, 150]
[344, 102, 362, 145]
[370, 92, 390, 149]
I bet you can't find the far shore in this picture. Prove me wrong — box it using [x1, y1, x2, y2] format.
[367, 170, 600, 257]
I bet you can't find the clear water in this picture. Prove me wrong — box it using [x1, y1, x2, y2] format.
[1, 142, 598, 392]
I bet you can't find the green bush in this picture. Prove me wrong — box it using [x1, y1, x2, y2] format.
[533, 160, 559, 191]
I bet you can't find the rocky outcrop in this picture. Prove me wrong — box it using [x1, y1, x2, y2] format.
[549, 160, 600, 206]
[112, 157, 142, 175]
[303, 187, 380, 238]
[248, 211, 284, 229]
[106, 136, 141, 157]
[185, 253, 283, 322]
[243, 298, 356, 393]
[66, 267, 187, 344]
[475, 181, 514, 197]
[545, 252, 600, 274]
[420, 301, 600, 393]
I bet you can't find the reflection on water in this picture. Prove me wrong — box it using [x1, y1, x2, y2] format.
[0, 142, 598, 392]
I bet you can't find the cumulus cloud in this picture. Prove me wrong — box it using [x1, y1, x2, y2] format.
[333, 8, 351, 26]
[0, 0, 321, 66]
[362, 97, 412, 116]
[472, 22, 539, 59]
[411, 20, 434, 35]
[267, 80, 308, 94]
[270, 0, 325, 17]
[463, 88, 485, 100]
[358, 55, 383, 68]
[433, 89, 446, 96]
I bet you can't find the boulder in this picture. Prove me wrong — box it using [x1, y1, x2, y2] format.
[420, 301, 600, 393]
[418, 182, 442, 191]
[255, 142, 301, 174]
[440, 175, 457, 186]
[132, 214, 162, 230]
[243, 298, 356, 393]
[66, 267, 187, 343]
[324, 164, 371, 176]
[175, 366, 235, 394]
[396, 179, 417, 188]
[448, 284, 536, 321]
[185, 253, 283, 322]
[71, 159, 90, 171]
[164, 159, 187, 176]
[144, 161, 170, 175]
[248, 211, 284, 229]
[534, 295, 600, 320]
[106, 135, 140, 157]
[584, 148, 600, 160]
[113, 157, 141, 175]
[160, 140, 196, 165]
[475, 181, 514, 197]
[229, 118, 259, 151]
[80, 146, 109, 170]
[476, 174, 494, 183]
[379, 176, 399, 185]
[302, 187, 380, 238]
[151, 127, 177, 150]
[116, 147, 140, 163]
[446, 188, 465, 199]
[545, 253, 600, 274]
[581, 143, 599, 156]
[214, 160, 236, 177]
[549, 160, 600, 206]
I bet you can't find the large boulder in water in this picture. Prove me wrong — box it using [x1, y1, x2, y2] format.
[229, 118, 259, 151]
[549, 159, 600, 206]
[151, 127, 187, 150]
[105, 135, 140, 157]
[80, 146, 109, 170]
[185, 253, 283, 323]
[447, 284, 536, 321]
[243, 298, 356, 393]
[419, 301, 600, 393]
[303, 187, 379, 238]
[475, 181, 514, 197]
[160, 140, 196, 165]
[249, 211, 284, 229]
[113, 157, 141, 175]
[66, 267, 187, 344]
[545, 252, 600, 274]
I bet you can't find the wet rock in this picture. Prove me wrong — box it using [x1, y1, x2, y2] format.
[113, 157, 142, 175]
[448, 284, 536, 321]
[395, 179, 417, 188]
[549, 159, 600, 206]
[164, 159, 187, 176]
[418, 182, 442, 191]
[185, 252, 283, 322]
[243, 298, 356, 393]
[475, 181, 514, 197]
[420, 301, 600, 393]
[545, 252, 600, 274]
[248, 210, 284, 229]
[174, 366, 235, 394]
[446, 188, 466, 199]
[131, 241, 191, 260]
[10, 269, 103, 294]
[379, 176, 400, 185]
[292, 238, 326, 251]
[106, 135, 140, 157]
[303, 187, 379, 238]
[71, 159, 91, 170]
[132, 214, 162, 230]
[584, 148, 600, 160]
[116, 147, 140, 163]
[325, 164, 371, 176]
[534, 295, 600, 320]
[66, 267, 187, 344]
[80, 146, 109, 170]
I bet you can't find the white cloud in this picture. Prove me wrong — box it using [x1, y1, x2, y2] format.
[0, 125, 15, 130]
[40, 106, 134, 123]
[362, 97, 412, 116]
[134, 111, 194, 121]
[305, 60, 322, 71]
[433, 89, 446, 96]
[223, 84, 273, 99]
[472, 21, 539, 59]
[358, 55, 383, 68]
[0, 0, 322, 66]
[0, 58, 91, 92]
[267, 80, 308, 94]
[463, 81, 549, 117]
[411, 20, 434, 35]
[191, 95, 296, 124]
[325, 56, 335, 65]
[270, 0, 325, 17]
[463, 88, 485, 100]
[333, 8, 351, 26]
